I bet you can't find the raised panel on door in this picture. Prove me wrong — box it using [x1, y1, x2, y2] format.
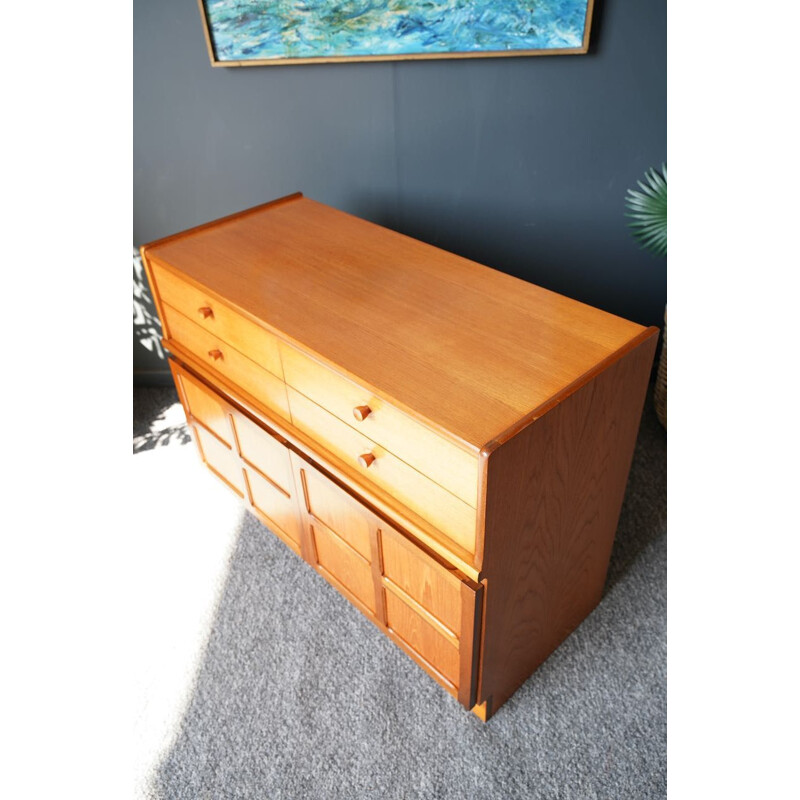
[193, 424, 244, 497]
[291, 451, 382, 621]
[383, 588, 460, 687]
[310, 520, 376, 615]
[174, 366, 233, 446]
[170, 358, 304, 552]
[291, 450, 483, 709]
[381, 525, 463, 637]
[378, 523, 483, 708]
[243, 467, 303, 552]
[231, 411, 295, 497]
[296, 454, 373, 560]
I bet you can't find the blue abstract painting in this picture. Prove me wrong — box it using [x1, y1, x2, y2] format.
[200, 0, 593, 64]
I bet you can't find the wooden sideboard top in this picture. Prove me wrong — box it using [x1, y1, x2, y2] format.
[143, 193, 648, 450]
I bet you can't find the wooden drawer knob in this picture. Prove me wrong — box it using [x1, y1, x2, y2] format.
[358, 453, 376, 469]
[208, 349, 223, 361]
[353, 405, 372, 422]
[198, 306, 214, 319]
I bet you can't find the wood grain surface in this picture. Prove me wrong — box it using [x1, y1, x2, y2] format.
[144, 195, 645, 449]
[171, 358, 306, 554]
[146, 196, 660, 721]
[280, 340, 479, 507]
[152, 261, 284, 379]
[168, 351, 481, 579]
[476, 331, 658, 716]
[287, 387, 477, 554]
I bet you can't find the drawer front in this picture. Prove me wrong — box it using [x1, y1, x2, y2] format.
[164, 305, 291, 422]
[170, 359, 304, 554]
[292, 455, 482, 708]
[281, 343, 478, 508]
[153, 262, 283, 379]
[288, 387, 477, 555]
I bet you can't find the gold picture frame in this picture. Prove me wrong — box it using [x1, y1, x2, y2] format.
[196, 0, 595, 67]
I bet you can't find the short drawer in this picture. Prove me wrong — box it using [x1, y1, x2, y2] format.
[164, 304, 291, 423]
[153, 262, 283, 379]
[288, 387, 477, 555]
[280, 343, 478, 508]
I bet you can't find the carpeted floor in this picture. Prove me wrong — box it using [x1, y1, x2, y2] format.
[133, 384, 666, 799]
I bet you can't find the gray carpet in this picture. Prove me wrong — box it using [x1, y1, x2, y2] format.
[133, 384, 666, 799]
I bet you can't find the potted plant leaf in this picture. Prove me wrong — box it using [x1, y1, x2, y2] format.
[626, 165, 667, 427]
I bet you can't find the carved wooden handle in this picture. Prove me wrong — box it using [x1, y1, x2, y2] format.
[358, 453, 376, 469]
[353, 405, 372, 422]
[198, 306, 214, 319]
[208, 349, 223, 361]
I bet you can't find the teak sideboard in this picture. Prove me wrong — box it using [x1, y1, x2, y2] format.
[141, 193, 658, 720]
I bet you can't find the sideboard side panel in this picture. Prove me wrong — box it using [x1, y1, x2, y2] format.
[478, 332, 658, 714]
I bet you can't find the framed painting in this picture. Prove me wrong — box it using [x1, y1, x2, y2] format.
[196, 0, 595, 67]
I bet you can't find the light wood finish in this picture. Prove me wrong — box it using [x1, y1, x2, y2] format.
[298, 457, 372, 561]
[193, 425, 244, 496]
[177, 368, 232, 444]
[164, 341, 481, 580]
[143, 195, 658, 719]
[381, 525, 462, 637]
[384, 590, 460, 687]
[287, 387, 477, 554]
[194, 0, 595, 67]
[143, 194, 641, 450]
[244, 467, 303, 548]
[291, 452, 482, 707]
[280, 341, 479, 507]
[477, 333, 658, 716]
[163, 304, 290, 422]
[232, 412, 294, 496]
[170, 359, 305, 553]
[151, 261, 284, 379]
[470, 701, 490, 722]
[311, 520, 377, 614]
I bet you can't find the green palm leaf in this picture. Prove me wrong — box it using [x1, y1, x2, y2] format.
[625, 164, 667, 258]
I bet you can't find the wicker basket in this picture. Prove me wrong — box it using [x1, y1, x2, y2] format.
[654, 308, 667, 428]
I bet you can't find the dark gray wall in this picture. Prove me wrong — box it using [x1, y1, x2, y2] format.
[134, 0, 666, 381]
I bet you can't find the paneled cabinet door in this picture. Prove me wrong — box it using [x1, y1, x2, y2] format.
[170, 358, 304, 556]
[290, 452, 483, 709]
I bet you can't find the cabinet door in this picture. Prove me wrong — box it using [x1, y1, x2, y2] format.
[231, 411, 303, 550]
[291, 452, 483, 708]
[291, 451, 382, 622]
[172, 360, 244, 497]
[171, 358, 304, 555]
